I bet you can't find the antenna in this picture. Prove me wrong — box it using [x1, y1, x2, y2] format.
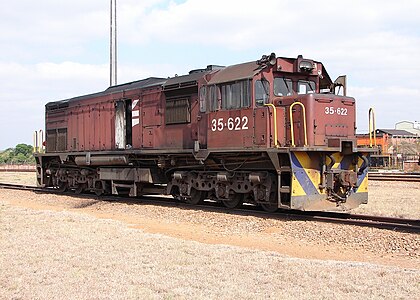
[110, 0, 117, 86]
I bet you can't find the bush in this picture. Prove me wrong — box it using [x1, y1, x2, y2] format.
[0, 144, 35, 164]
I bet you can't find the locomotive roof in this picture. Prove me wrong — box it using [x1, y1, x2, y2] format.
[46, 77, 166, 109]
[106, 77, 166, 93]
[163, 69, 210, 90]
[207, 61, 261, 85]
[205, 56, 332, 86]
[45, 55, 334, 110]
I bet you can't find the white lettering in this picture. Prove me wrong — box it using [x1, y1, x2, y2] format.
[324, 107, 348, 116]
[210, 116, 249, 131]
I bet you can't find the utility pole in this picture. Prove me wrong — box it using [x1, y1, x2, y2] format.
[110, 0, 117, 86]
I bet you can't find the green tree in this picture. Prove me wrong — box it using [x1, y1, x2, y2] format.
[14, 143, 33, 157]
[0, 144, 35, 164]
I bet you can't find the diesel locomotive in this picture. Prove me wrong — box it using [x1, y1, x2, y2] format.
[34, 53, 371, 211]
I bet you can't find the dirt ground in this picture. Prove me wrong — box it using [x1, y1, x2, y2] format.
[0, 172, 419, 299]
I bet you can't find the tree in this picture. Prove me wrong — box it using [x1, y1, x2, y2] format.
[14, 143, 33, 157]
[0, 144, 35, 164]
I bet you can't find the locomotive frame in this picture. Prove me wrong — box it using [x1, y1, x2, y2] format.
[34, 53, 371, 211]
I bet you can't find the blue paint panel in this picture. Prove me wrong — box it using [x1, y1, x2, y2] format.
[356, 168, 368, 191]
[339, 155, 353, 169]
[290, 153, 319, 195]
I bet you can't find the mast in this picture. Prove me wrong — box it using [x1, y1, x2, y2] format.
[110, 0, 117, 86]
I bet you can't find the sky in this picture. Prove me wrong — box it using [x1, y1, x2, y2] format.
[0, 0, 419, 150]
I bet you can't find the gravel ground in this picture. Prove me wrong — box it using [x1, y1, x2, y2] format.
[352, 180, 420, 219]
[0, 173, 419, 299]
[1, 202, 419, 300]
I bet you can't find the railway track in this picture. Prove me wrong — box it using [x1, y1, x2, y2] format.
[1, 182, 419, 233]
[369, 172, 420, 182]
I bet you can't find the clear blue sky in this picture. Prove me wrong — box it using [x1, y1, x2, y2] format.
[0, 0, 419, 150]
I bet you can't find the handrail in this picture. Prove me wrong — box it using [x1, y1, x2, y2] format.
[264, 103, 279, 147]
[33, 131, 39, 153]
[368, 107, 376, 147]
[33, 129, 45, 153]
[289, 102, 308, 147]
[39, 129, 44, 153]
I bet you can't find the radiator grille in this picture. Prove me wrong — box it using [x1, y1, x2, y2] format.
[165, 98, 190, 125]
[46, 128, 67, 152]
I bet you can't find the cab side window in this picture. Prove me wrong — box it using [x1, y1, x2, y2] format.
[199, 86, 206, 112]
[255, 79, 270, 106]
[209, 85, 220, 112]
[220, 80, 250, 110]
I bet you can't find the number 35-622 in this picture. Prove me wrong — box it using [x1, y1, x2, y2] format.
[324, 107, 348, 115]
[211, 116, 249, 132]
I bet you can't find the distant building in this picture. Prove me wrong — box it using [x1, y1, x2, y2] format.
[395, 121, 420, 136]
[356, 125, 420, 170]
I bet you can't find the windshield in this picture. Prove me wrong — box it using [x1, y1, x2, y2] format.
[298, 80, 316, 94]
[274, 78, 293, 96]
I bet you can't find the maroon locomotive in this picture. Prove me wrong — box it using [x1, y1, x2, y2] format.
[34, 53, 370, 211]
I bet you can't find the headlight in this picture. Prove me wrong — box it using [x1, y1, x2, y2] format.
[299, 60, 314, 72]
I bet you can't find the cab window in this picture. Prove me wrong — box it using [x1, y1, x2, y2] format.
[199, 86, 206, 112]
[255, 79, 270, 106]
[209, 85, 219, 112]
[274, 78, 293, 96]
[220, 80, 250, 110]
[298, 80, 316, 94]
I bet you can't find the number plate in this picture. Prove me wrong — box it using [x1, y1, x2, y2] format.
[211, 116, 249, 132]
[324, 107, 348, 116]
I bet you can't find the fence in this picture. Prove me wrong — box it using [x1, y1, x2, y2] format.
[0, 164, 36, 172]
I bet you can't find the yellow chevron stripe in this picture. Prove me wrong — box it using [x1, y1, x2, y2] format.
[358, 156, 364, 167]
[292, 174, 306, 196]
[294, 152, 321, 194]
[306, 168, 322, 192]
[295, 152, 312, 167]
[357, 173, 368, 193]
[329, 152, 344, 169]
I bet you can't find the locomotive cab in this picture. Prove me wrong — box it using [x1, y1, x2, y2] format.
[192, 54, 369, 211]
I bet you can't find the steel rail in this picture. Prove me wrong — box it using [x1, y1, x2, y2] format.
[1, 182, 419, 233]
[369, 173, 420, 182]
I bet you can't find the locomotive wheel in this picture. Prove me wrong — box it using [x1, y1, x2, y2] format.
[261, 202, 278, 213]
[186, 189, 206, 205]
[75, 183, 87, 194]
[222, 193, 243, 209]
[94, 181, 104, 196]
[56, 181, 68, 192]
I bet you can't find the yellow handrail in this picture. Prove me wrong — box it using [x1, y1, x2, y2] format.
[289, 102, 308, 147]
[368, 107, 376, 147]
[264, 103, 279, 147]
[33, 131, 39, 153]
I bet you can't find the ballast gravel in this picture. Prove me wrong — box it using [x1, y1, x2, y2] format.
[0, 176, 419, 299]
[1, 201, 419, 300]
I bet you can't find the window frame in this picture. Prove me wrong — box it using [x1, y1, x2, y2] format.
[199, 86, 206, 113]
[208, 80, 251, 112]
[274, 77, 293, 97]
[297, 80, 316, 95]
[254, 79, 270, 107]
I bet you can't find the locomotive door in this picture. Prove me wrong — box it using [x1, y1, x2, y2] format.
[131, 98, 142, 148]
[197, 86, 208, 148]
[254, 107, 268, 146]
[115, 99, 132, 149]
[288, 103, 305, 147]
